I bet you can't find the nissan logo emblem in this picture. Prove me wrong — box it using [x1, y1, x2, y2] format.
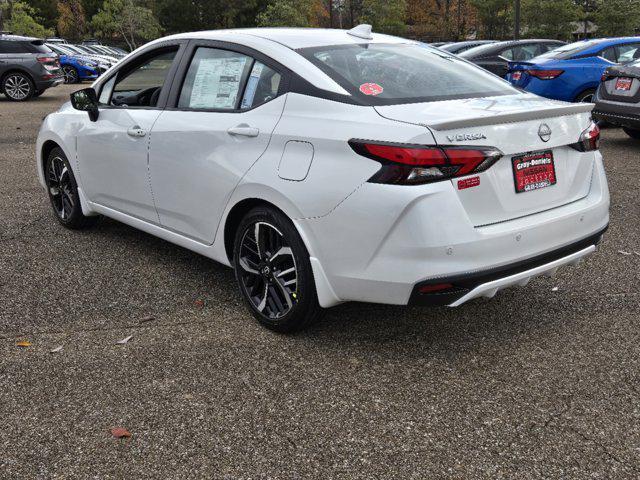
[538, 123, 552, 142]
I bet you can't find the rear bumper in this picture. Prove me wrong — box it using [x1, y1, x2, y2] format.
[301, 154, 610, 307]
[409, 226, 606, 306]
[593, 103, 640, 129]
[34, 76, 64, 91]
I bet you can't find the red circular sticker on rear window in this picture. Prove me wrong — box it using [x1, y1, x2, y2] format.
[359, 83, 383, 96]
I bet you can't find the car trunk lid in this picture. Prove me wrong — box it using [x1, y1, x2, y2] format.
[374, 94, 596, 226]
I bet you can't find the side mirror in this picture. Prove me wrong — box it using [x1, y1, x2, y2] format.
[70, 88, 99, 122]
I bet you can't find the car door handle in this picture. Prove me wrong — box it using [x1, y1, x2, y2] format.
[227, 125, 259, 137]
[127, 126, 147, 138]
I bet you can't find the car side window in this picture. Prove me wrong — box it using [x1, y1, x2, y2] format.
[617, 43, 640, 63]
[240, 62, 281, 109]
[98, 75, 116, 105]
[109, 48, 178, 108]
[601, 46, 617, 63]
[178, 47, 253, 110]
[499, 48, 514, 60]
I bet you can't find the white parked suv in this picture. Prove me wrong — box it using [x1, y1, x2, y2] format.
[36, 26, 610, 332]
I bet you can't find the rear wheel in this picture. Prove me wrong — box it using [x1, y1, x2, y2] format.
[62, 66, 79, 84]
[45, 147, 99, 229]
[623, 127, 640, 139]
[233, 206, 323, 333]
[575, 89, 596, 103]
[2, 72, 34, 101]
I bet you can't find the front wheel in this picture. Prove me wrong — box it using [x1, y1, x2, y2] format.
[233, 206, 323, 333]
[45, 147, 99, 229]
[623, 127, 640, 139]
[62, 66, 79, 84]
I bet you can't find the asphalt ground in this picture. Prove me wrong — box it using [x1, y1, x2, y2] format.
[0, 84, 639, 479]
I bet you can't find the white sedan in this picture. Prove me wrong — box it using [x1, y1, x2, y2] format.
[36, 26, 610, 332]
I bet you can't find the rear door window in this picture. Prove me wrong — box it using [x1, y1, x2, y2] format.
[617, 43, 640, 63]
[177, 46, 283, 111]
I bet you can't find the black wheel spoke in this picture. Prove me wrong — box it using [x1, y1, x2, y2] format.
[47, 156, 76, 221]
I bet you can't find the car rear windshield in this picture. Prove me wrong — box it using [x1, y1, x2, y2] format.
[535, 40, 603, 60]
[298, 43, 518, 105]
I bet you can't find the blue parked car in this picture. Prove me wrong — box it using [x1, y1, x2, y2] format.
[506, 37, 640, 103]
[46, 43, 101, 84]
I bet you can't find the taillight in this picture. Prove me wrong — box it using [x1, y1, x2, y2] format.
[570, 122, 600, 152]
[511, 71, 522, 81]
[349, 141, 503, 185]
[600, 72, 609, 82]
[528, 69, 564, 80]
[37, 56, 57, 64]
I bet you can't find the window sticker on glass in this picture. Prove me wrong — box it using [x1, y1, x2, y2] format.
[190, 57, 247, 109]
[240, 62, 264, 109]
[359, 82, 384, 96]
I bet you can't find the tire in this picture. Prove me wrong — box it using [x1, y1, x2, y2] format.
[233, 206, 323, 333]
[44, 147, 99, 229]
[62, 65, 79, 84]
[2, 72, 34, 101]
[575, 89, 596, 103]
[623, 127, 640, 139]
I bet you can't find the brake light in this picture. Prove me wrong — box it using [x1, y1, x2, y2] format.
[36, 56, 57, 64]
[511, 71, 522, 81]
[350, 141, 503, 185]
[570, 122, 600, 152]
[528, 69, 564, 80]
[600, 72, 609, 82]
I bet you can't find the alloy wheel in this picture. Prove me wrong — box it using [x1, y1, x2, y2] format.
[47, 156, 75, 220]
[63, 66, 78, 84]
[4, 74, 31, 100]
[238, 221, 298, 319]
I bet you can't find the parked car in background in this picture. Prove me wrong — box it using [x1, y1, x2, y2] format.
[440, 40, 497, 54]
[46, 43, 104, 83]
[45, 37, 68, 44]
[91, 45, 126, 59]
[506, 37, 640, 103]
[593, 60, 640, 138]
[62, 44, 119, 65]
[0, 34, 62, 100]
[460, 39, 566, 77]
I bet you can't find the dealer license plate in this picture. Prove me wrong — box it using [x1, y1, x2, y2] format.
[512, 150, 556, 193]
[615, 77, 633, 91]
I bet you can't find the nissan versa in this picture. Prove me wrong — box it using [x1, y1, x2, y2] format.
[36, 27, 610, 332]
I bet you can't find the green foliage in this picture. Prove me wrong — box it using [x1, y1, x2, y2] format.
[256, 0, 313, 27]
[470, 0, 512, 39]
[1, 1, 53, 37]
[157, 0, 270, 34]
[359, 0, 407, 35]
[594, 0, 640, 37]
[521, 0, 578, 39]
[58, 0, 87, 42]
[91, 0, 161, 49]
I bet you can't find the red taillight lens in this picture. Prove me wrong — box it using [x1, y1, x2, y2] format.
[419, 283, 454, 293]
[511, 71, 522, 81]
[570, 122, 600, 152]
[37, 56, 57, 64]
[350, 141, 503, 185]
[528, 69, 564, 80]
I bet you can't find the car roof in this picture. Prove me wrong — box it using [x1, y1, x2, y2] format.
[0, 34, 39, 42]
[163, 28, 416, 50]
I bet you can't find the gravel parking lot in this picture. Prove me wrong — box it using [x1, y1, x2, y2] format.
[1, 84, 639, 479]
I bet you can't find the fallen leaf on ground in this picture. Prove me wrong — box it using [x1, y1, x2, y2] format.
[110, 427, 131, 439]
[16, 341, 32, 348]
[618, 250, 632, 256]
[115, 335, 133, 345]
[194, 299, 204, 307]
[50, 346, 63, 353]
[551, 287, 559, 292]
[139, 315, 155, 324]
